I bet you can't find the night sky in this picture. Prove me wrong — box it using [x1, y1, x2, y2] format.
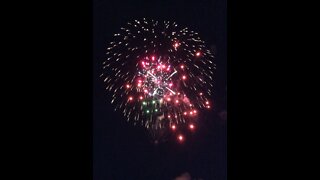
[93, 0, 227, 179]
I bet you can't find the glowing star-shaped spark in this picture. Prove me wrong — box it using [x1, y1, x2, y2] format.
[178, 135, 184, 141]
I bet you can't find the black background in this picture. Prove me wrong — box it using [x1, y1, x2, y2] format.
[4, 0, 307, 179]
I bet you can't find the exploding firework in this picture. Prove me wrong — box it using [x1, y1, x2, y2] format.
[101, 18, 215, 141]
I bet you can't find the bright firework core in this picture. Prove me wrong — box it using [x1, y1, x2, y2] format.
[139, 56, 177, 98]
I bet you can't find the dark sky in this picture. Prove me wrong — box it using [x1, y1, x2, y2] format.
[93, 0, 227, 179]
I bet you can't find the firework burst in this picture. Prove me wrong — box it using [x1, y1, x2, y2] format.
[101, 18, 215, 141]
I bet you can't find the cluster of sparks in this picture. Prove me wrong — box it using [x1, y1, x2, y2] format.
[101, 18, 215, 142]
